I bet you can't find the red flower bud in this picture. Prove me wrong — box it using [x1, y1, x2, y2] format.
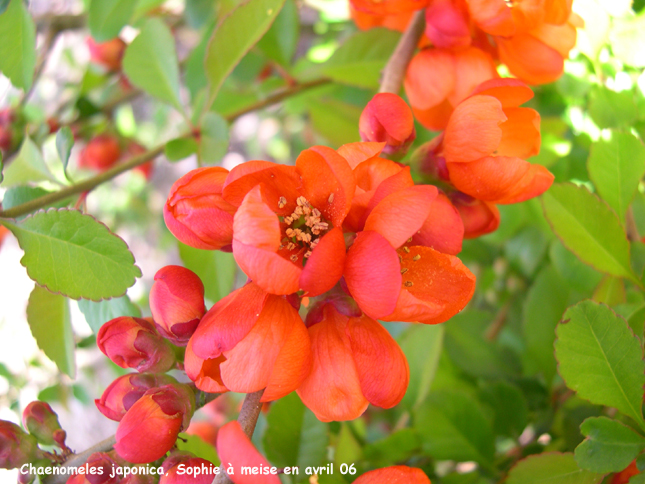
[164, 167, 237, 250]
[79, 135, 121, 172]
[86, 37, 127, 72]
[409, 137, 450, 184]
[97, 317, 176, 373]
[21, 401, 66, 448]
[359, 93, 415, 156]
[114, 383, 195, 464]
[95, 373, 178, 421]
[150, 266, 206, 346]
[160, 452, 217, 484]
[65, 452, 122, 484]
[448, 191, 500, 239]
[0, 421, 41, 469]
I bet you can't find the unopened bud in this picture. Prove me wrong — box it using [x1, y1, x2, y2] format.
[78, 135, 121, 172]
[22, 401, 66, 449]
[0, 421, 41, 469]
[97, 317, 176, 373]
[359, 93, 416, 156]
[86, 37, 127, 72]
[150, 266, 206, 346]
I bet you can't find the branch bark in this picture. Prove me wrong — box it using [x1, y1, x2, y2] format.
[379, 10, 426, 94]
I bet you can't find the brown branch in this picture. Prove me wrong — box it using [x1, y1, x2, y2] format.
[379, 10, 426, 94]
[213, 389, 265, 484]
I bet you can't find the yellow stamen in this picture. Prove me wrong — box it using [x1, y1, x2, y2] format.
[404, 281, 413, 287]
[413, 254, 421, 261]
[278, 196, 287, 209]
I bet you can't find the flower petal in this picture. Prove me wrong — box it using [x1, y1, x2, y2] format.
[412, 192, 464, 255]
[296, 308, 368, 422]
[405, 48, 456, 111]
[184, 339, 229, 393]
[344, 231, 401, 319]
[470, 78, 534, 108]
[233, 185, 281, 251]
[299, 227, 346, 296]
[354, 466, 431, 484]
[346, 316, 409, 408]
[497, 33, 564, 85]
[364, 185, 438, 248]
[338, 142, 385, 169]
[497, 107, 541, 159]
[233, 240, 302, 295]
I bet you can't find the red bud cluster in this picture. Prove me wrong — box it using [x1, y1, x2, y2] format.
[0, 421, 42, 469]
[22, 401, 67, 450]
[78, 135, 121, 172]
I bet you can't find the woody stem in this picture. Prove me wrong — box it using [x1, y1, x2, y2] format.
[213, 389, 266, 484]
[379, 9, 426, 94]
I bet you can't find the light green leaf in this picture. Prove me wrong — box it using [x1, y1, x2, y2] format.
[415, 390, 495, 466]
[77, 295, 141, 333]
[132, 0, 166, 19]
[0, 0, 9, 15]
[88, 0, 136, 42]
[308, 98, 361, 146]
[0, 209, 141, 300]
[257, 0, 299, 67]
[522, 265, 571, 382]
[55, 127, 74, 178]
[199, 112, 229, 165]
[1, 137, 54, 187]
[575, 417, 645, 473]
[178, 242, 235, 303]
[542, 183, 639, 285]
[506, 453, 605, 484]
[263, 392, 328, 469]
[204, 0, 286, 108]
[399, 324, 443, 410]
[593, 276, 626, 306]
[165, 137, 199, 162]
[555, 301, 645, 426]
[322, 28, 400, 90]
[122, 18, 182, 110]
[588, 86, 638, 129]
[176, 433, 219, 465]
[2, 186, 71, 218]
[587, 132, 645, 223]
[0, 0, 36, 90]
[549, 240, 603, 293]
[27, 286, 75, 378]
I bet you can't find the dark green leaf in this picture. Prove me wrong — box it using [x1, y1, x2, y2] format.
[415, 390, 495, 466]
[555, 301, 645, 426]
[522, 266, 571, 382]
[363, 429, 419, 467]
[204, 0, 286, 108]
[178, 242, 235, 303]
[0, 0, 9, 15]
[549, 240, 603, 293]
[122, 18, 182, 110]
[587, 132, 645, 223]
[542, 183, 639, 285]
[165, 137, 199, 162]
[257, 0, 298, 67]
[184, 0, 216, 29]
[322, 29, 400, 90]
[55, 127, 74, 178]
[506, 453, 605, 484]
[1, 209, 141, 300]
[588, 86, 638, 129]
[575, 417, 645, 473]
[27, 286, 75, 378]
[0, 0, 36, 89]
[398, 324, 443, 410]
[263, 392, 328, 469]
[479, 381, 529, 438]
[88, 0, 136, 42]
[199, 112, 229, 165]
[504, 226, 549, 277]
[77, 295, 141, 333]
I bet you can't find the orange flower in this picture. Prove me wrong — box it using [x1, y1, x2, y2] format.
[350, 0, 429, 16]
[223, 146, 355, 296]
[354, 465, 431, 483]
[185, 283, 312, 402]
[449, 192, 500, 238]
[442, 78, 552, 204]
[425, 0, 471, 49]
[297, 304, 409, 421]
[404, 46, 498, 131]
[359, 93, 416, 156]
[351, 6, 418, 32]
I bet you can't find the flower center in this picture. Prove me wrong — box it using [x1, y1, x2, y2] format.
[279, 196, 330, 261]
[398, 240, 422, 288]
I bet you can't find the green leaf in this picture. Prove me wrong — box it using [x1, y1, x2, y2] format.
[132, 0, 166, 19]
[199, 112, 229, 165]
[555, 301, 645, 427]
[575, 417, 645, 473]
[0, 0, 36, 89]
[522, 266, 571, 382]
[398, 324, 443, 410]
[363, 429, 420, 467]
[2, 186, 71, 217]
[504, 226, 549, 277]
[549, 240, 603, 293]
[308, 98, 361, 146]
[122, 18, 182, 110]
[27, 286, 75, 378]
[479, 381, 529, 438]
[322, 29, 400, 90]
[587, 132, 645, 223]
[176, 433, 219, 465]
[415, 390, 495, 466]
[593, 276, 626, 306]
[263, 392, 328, 469]
[55, 127, 74, 179]
[1, 137, 54, 187]
[588, 86, 638, 129]
[77, 295, 141, 333]
[542, 183, 639, 285]
[165, 137, 199, 162]
[88, 0, 136, 42]
[178, 242, 236, 303]
[0, 0, 9, 15]
[506, 453, 605, 484]
[204, 0, 286, 108]
[0, 209, 141, 300]
[257, 0, 298, 67]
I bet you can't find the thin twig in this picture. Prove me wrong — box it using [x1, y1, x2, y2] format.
[379, 10, 426, 94]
